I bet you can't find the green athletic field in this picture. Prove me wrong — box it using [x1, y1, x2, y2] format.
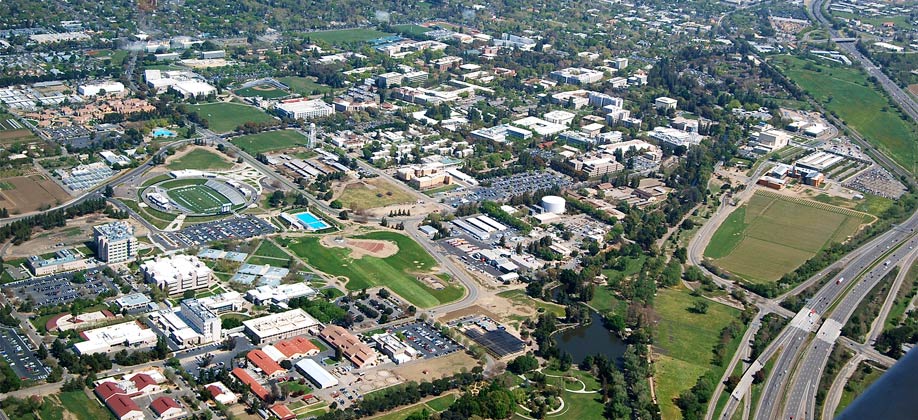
[305, 28, 392, 44]
[288, 231, 464, 308]
[167, 185, 232, 214]
[235, 84, 289, 99]
[189, 102, 277, 134]
[705, 191, 869, 284]
[167, 148, 233, 171]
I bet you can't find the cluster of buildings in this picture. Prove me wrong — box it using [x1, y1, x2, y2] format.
[93, 370, 186, 420]
[144, 69, 216, 98]
[395, 163, 453, 189]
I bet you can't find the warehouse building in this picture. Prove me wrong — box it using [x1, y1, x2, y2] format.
[295, 358, 339, 389]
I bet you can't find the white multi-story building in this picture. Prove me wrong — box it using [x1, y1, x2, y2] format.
[94, 222, 138, 263]
[543, 110, 576, 126]
[141, 255, 213, 295]
[550, 67, 604, 85]
[243, 309, 321, 344]
[655, 96, 678, 111]
[180, 299, 222, 343]
[275, 98, 335, 120]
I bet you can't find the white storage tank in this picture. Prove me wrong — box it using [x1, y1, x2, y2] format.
[541, 195, 566, 214]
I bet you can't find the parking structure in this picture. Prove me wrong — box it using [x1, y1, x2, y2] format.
[162, 216, 276, 247]
[392, 321, 462, 359]
[0, 327, 49, 381]
[7, 269, 115, 307]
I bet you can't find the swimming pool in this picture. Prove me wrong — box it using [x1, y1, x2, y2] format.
[153, 128, 176, 138]
[294, 211, 331, 230]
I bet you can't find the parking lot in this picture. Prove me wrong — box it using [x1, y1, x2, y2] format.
[445, 171, 573, 207]
[0, 327, 48, 381]
[338, 291, 408, 329]
[7, 269, 115, 307]
[162, 216, 276, 247]
[392, 321, 462, 359]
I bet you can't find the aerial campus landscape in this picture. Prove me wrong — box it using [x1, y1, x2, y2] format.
[0, 0, 917, 420]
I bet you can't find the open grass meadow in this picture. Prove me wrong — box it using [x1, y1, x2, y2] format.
[652, 285, 742, 420]
[338, 178, 416, 210]
[289, 231, 463, 308]
[189, 102, 277, 133]
[305, 28, 393, 44]
[248, 239, 292, 267]
[497, 289, 566, 318]
[276, 76, 335, 96]
[774, 55, 918, 174]
[705, 191, 868, 284]
[167, 148, 233, 171]
[3, 391, 116, 420]
[231, 129, 307, 154]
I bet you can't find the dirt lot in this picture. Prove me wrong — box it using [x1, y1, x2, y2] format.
[319, 236, 399, 259]
[390, 351, 478, 383]
[3, 215, 150, 259]
[0, 174, 71, 214]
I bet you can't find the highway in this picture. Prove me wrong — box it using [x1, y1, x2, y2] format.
[748, 211, 918, 420]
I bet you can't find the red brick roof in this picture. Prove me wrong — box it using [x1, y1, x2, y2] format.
[150, 397, 181, 416]
[206, 384, 223, 397]
[270, 404, 296, 420]
[247, 349, 284, 376]
[95, 382, 126, 402]
[232, 367, 269, 401]
[107, 394, 141, 420]
[274, 336, 319, 358]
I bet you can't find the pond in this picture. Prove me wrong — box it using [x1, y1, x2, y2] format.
[553, 311, 627, 364]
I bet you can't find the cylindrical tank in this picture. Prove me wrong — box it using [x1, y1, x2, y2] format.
[541, 195, 566, 214]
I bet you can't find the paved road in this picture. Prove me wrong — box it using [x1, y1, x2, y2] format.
[705, 308, 765, 420]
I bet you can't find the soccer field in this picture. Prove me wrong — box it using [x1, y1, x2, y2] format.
[189, 102, 277, 133]
[705, 191, 869, 284]
[167, 185, 232, 214]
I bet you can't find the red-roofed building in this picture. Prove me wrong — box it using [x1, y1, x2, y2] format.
[247, 349, 285, 378]
[274, 336, 320, 359]
[232, 368, 270, 401]
[270, 404, 296, 420]
[129, 373, 160, 395]
[95, 382, 127, 402]
[320, 325, 378, 368]
[106, 395, 145, 420]
[150, 396, 185, 420]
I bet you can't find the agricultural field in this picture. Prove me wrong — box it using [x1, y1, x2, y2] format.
[231, 129, 308, 154]
[774, 55, 918, 174]
[276, 76, 335, 96]
[0, 113, 37, 145]
[235, 83, 290, 99]
[189, 102, 277, 134]
[652, 285, 743, 420]
[705, 191, 868, 284]
[338, 178, 416, 210]
[0, 174, 71, 214]
[166, 148, 234, 171]
[304, 28, 392, 44]
[288, 231, 463, 308]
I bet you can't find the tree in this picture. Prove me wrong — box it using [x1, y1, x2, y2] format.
[690, 300, 709, 314]
[507, 354, 539, 374]
[338, 210, 348, 220]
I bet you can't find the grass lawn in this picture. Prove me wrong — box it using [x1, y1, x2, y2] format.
[392, 24, 431, 38]
[653, 285, 741, 420]
[59, 391, 115, 420]
[254, 239, 292, 259]
[235, 85, 289, 99]
[277, 76, 334, 96]
[167, 148, 233, 171]
[288, 231, 463, 308]
[588, 285, 627, 316]
[306, 28, 393, 44]
[774, 55, 918, 174]
[705, 191, 868, 284]
[338, 178, 416, 210]
[231, 130, 308, 154]
[545, 391, 606, 419]
[424, 394, 457, 412]
[189, 102, 277, 134]
[497, 289, 566, 318]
